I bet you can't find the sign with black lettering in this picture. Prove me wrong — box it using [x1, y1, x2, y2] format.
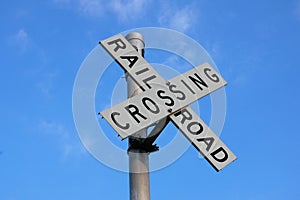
[101, 34, 165, 91]
[100, 64, 226, 138]
[99, 34, 236, 171]
[172, 107, 236, 171]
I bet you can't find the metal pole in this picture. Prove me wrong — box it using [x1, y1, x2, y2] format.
[125, 32, 150, 200]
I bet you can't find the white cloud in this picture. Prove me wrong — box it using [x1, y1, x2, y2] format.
[110, 0, 149, 22]
[231, 74, 246, 86]
[158, 4, 197, 33]
[204, 41, 221, 60]
[36, 69, 58, 97]
[78, 0, 103, 17]
[62, 143, 87, 159]
[13, 29, 30, 52]
[37, 120, 85, 159]
[53, 0, 103, 17]
[10, 29, 54, 97]
[38, 120, 69, 140]
[53, 0, 71, 4]
[53, 0, 150, 21]
[10, 28, 46, 58]
[169, 7, 195, 32]
[295, 0, 300, 20]
[53, 0, 200, 29]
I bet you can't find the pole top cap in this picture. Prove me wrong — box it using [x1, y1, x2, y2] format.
[125, 32, 145, 49]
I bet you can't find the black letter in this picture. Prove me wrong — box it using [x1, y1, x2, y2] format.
[135, 67, 149, 75]
[187, 121, 204, 135]
[169, 84, 186, 100]
[111, 112, 129, 130]
[142, 97, 160, 114]
[157, 90, 175, 107]
[210, 147, 228, 162]
[188, 73, 208, 90]
[142, 75, 157, 89]
[107, 38, 126, 52]
[174, 108, 192, 124]
[125, 104, 147, 123]
[120, 55, 138, 68]
[197, 137, 214, 151]
[181, 80, 195, 94]
[204, 68, 220, 83]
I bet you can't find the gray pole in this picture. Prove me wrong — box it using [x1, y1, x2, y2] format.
[125, 32, 150, 200]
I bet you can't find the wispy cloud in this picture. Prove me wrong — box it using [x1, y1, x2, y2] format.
[9, 28, 48, 60]
[78, 0, 103, 17]
[158, 3, 197, 33]
[109, 0, 149, 22]
[203, 41, 222, 61]
[53, 0, 150, 21]
[9, 28, 56, 98]
[62, 143, 86, 158]
[37, 120, 85, 158]
[38, 120, 69, 139]
[12, 29, 30, 53]
[53, 0, 199, 29]
[36, 69, 59, 98]
[53, 0, 71, 4]
[295, 0, 300, 21]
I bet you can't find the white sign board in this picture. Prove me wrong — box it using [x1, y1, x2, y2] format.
[171, 107, 236, 171]
[100, 34, 165, 91]
[99, 34, 236, 171]
[100, 63, 226, 138]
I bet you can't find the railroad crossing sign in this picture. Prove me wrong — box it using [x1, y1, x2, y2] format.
[99, 34, 236, 171]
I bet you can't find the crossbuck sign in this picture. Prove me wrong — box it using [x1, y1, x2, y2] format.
[99, 34, 237, 171]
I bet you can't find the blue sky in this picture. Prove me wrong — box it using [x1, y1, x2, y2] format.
[1, 0, 300, 199]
